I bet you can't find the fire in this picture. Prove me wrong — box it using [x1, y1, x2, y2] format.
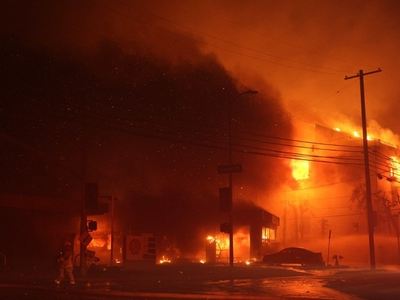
[207, 236, 216, 243]
[334, 127, 374, 140]
[262, 226, 276, 241]
[390, 156, 400, 178]
[205, 229, 252, 263]
[353, 131, 372, 140]
[291, 159, 309, 181]
[88, 238, 106, 248]
[159, 255, 171, 264]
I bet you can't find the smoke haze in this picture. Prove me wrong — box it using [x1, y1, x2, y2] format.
[1, 0, 400, 257]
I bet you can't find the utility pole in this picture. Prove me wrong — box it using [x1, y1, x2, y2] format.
[345, 68, 381, 270]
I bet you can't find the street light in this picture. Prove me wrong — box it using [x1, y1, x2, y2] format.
[228, 89, 258, 267]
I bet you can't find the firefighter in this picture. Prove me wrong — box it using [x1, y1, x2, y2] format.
[55, 241, 75, 285]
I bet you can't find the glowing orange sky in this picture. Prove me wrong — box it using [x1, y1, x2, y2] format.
[2, 0, 399, 139]
[125, 0, 400, 140]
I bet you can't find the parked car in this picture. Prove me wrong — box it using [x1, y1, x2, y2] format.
[262, 247, 324, 266]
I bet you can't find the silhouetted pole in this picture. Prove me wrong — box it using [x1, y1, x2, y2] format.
[110, 196, 116, 266]
[327, 229, 331, 266]
[345, 68, 381, 270]
[80, 105, 87, 276]
[228, 89, 258, 267]
[100, 195, 117, 266]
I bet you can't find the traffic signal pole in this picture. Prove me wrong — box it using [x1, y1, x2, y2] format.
[110, 196, 115, 266]
[345, 68, 381, 270]
[226, 90, 257, 267]
[80, 104, 87, 276]
[101, 195, 116, 266]
[228, 92, 234, 267]
[80, 182, 87, 275]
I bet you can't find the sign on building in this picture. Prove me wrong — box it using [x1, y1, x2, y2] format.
[124, 234, 157, 268]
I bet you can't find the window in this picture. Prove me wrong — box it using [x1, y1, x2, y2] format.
[262, 227, 276, 242]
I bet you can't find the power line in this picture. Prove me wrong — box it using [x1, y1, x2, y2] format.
[21, 82, 363, 156]
[38, 104, 368, 168]
[13, 86, 381, 170]
[10, 84, 396, 176]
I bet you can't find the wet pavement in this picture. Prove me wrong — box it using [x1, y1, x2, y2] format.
[1, 263, 400, 299]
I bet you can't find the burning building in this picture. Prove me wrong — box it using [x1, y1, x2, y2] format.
[2, 0, 400, 269]
[278, 124, 400, 265]
[232, 203, 280, 260]
[205, 202, 280, 264]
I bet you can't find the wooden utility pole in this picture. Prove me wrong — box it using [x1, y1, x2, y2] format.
[345, 68, 381, 270]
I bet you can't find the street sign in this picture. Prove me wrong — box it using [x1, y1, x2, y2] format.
[79, 231, 93, 247]
[218, 164, 242, 174]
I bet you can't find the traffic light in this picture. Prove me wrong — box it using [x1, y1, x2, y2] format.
[219, 187, 232, 213]
[87, 220, 97, 232]
[220, 222, 231, 233]
[85, 182, 99, 209]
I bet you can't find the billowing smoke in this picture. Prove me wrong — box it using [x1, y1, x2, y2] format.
[3, 0, 400, 260]
[0, 1, 293, 256]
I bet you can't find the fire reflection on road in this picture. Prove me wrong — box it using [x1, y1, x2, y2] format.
[204, 277, 362, 299]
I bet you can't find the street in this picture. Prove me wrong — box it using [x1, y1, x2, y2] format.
[1, 264, 400, 299]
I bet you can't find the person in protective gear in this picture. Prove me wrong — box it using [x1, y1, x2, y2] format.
[55, 241, 75, 285]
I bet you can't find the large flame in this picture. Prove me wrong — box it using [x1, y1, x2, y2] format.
[390, 156, 400, 178]
[291, 159, 309, 181]
[333, 127, 374, 140]
[205, 228, 252, 263]
[334, 125, 400, 179]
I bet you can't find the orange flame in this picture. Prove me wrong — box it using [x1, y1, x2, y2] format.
[291, 159, 309, 181]
[390, 156, 400, 178]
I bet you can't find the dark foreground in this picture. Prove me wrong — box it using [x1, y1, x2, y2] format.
[1, 263, 400, 299]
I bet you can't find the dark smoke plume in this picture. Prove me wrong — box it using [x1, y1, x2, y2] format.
[0, 0, 293, 256]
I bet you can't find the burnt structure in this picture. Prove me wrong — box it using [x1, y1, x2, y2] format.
[233, 202, 280, 259]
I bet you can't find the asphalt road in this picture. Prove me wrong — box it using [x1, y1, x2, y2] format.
[1, 264, 400, 299]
